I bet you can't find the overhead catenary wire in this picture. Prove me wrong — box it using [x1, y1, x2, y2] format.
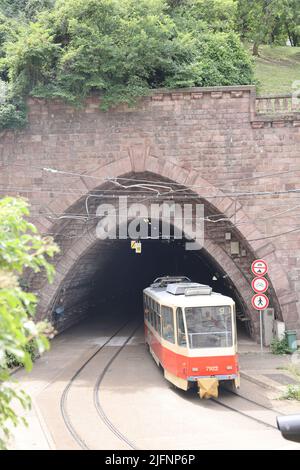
[42, 226, 300, 242]
[3, 161, 300, 188]
[32, 207, 300, 242]
[2, 162, 300, 200]
[2, 163, 300, 243]
[2, 162, 300, 196]
[247, 226, 300, 242]
[2, 185, 300, 233]
[21, 201, 300, 226]
[2, 184, 300, 199]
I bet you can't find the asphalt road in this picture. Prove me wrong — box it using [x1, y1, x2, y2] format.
[10, 312, 300, 450]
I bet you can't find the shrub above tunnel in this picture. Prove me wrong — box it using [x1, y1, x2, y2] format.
[0, 0, 255, 127]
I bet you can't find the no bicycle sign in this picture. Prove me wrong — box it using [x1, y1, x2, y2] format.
[251, 276, 269, 294]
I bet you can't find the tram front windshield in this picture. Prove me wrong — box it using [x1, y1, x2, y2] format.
[185, 305, 233, 348]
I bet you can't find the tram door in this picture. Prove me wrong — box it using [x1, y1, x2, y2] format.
[176, 307, 189, 378]
[161, 305, 177, 375]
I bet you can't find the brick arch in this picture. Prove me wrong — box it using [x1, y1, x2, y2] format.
[39, 227, 257, 331]
[34, 156, 296, 334]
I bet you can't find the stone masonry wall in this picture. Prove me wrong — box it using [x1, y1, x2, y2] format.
[0, 85, 300, 337]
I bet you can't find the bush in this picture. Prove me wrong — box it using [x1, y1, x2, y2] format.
[0, 197, 59, 449]
[0, 0, 255, 129]
[283, 385, 300, 401]
[6, 340, 39, 369]
[171, 0, 237, 33]
[270, 336, 291, 355]
[164, 31, 254, 88]
[0, 102, 27, 129]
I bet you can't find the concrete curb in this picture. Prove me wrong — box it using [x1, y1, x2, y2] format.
[240, 370, 285, 393]
[9, 365, 23, 376]
[32, 398, 56, 450]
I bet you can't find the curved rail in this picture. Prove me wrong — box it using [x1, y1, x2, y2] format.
[212, 389, 282, 430]
[60, 321, 284, 448]
[93, 324, 141, 450]
[60, 321, 134, 450]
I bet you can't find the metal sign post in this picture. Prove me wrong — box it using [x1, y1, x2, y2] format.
[260, 310, 263, 353]
[251, 259, 269, 353]
[251, 294, 269, 352]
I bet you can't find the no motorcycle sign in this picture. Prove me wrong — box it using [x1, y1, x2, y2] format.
[251, 259, 268, 277]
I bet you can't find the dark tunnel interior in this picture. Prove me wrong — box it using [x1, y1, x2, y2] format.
[79, 237, 251, 339]
[50, 175, 256, 341]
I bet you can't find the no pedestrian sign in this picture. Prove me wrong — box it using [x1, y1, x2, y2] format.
[251, 276, 269, 294]
[251, 293, 269, 311]
[251, 259, 268, 277]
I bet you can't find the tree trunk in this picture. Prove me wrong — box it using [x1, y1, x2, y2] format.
[252, 42, 259, 56]
[286, 28, 293, 46]
[291, 33, 300, 47]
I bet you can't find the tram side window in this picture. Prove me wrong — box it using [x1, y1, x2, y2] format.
[157, 314, 161, 336]
[144, 295, 149, 321]
[151, 302, 156, 332]
[155, 307, 161, 335]
[152, 310, 155, 328]
[176, 308, 187, 347]
[233, 304, 237, 345]
[155, 313, 159, 332]
[150, 309, 154, 327]
[161, 306, 175, 343]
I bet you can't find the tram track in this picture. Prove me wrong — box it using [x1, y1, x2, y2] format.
[63, 322, 277, 450]
[225, 387, 286, 415]
[212, 389, 282, 430]
[60, 320, 140, 450]
[58, 319, 286, 449]
[93, 324, 141, 450]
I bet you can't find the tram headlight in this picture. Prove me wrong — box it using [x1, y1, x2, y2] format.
[226, 365, 233, 370]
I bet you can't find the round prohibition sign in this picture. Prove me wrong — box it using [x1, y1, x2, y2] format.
[252, 293, 269, 311]
[251, 259, 268, 277]
[251, 276, 269, 294]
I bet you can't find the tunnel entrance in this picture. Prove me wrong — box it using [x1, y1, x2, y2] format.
[52, 236, 251, 343]
[36, 171, 282, 343]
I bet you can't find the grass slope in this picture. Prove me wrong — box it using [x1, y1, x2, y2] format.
[254, 45, 300, 96]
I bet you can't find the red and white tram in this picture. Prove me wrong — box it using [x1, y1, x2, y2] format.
[143, 276, 240, 398]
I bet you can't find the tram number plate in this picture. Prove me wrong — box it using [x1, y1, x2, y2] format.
[206, 366, 219, 372]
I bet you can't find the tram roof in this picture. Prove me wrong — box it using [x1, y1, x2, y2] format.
[143, 286, 234, 308]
